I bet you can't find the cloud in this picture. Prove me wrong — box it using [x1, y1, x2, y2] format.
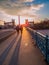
[20, 0, 33, 2]
[30, 4, 44, 10]
[0, 0, 44, 18]
[18, 9, 37, 17]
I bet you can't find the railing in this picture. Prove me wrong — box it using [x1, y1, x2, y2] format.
[27, 27, 49, 63]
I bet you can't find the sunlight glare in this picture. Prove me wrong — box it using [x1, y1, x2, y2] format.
[25, 43, 28, 47]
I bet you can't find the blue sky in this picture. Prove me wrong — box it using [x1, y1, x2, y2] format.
[33, 0, 49, 20]
[0, 0, 49, 23]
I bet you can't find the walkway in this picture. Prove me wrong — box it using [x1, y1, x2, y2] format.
[0, 27, 47, 65]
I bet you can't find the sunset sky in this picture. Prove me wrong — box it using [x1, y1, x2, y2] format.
[0, 0, 49, 24]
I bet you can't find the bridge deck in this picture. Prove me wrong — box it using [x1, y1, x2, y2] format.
[0, 27, 47, 65]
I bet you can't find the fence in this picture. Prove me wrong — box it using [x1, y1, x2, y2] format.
[27, 27, 49, 63]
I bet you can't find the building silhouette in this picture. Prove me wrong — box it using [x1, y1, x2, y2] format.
[4, 19, 15, 28]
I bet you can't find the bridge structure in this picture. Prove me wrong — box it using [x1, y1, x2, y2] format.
[0, 15, 49, 65]
[0, 27, 49, 65]
[27, 27, 49, 64]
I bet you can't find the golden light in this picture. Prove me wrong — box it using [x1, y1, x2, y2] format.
[24, 43, 28, 47]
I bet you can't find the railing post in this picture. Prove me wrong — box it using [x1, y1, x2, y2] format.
[45, 35, 48, 62]
[35, 32, 37, 44]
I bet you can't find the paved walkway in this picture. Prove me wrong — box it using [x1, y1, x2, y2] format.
[18, 27, 47, 65]
[0, 27, 47, 65]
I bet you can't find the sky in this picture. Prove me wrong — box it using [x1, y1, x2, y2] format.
[0, 0, 49, 24]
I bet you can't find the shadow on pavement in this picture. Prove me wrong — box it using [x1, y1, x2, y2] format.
[9, 34, 22, 65]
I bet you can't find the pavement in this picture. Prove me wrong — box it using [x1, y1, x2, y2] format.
[0, 27, 47, 65]
[0, 29, 16, 43]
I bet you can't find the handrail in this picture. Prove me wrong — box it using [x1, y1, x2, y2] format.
[27, 27, 49, 64]
[27, 27, 47, 38]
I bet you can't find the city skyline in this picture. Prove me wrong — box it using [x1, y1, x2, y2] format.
[0, 0, 49, 24]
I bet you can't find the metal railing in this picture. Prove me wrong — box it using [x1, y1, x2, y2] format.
[27, 27, 49, 63]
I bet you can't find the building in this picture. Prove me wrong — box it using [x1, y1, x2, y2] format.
[0, 20, 4, 29]
[0, 20, 4, 25]
[4, 19, 15, 28]
[25, 19, 29, 26]
[28, 21, 34, 27]
[25, 19, 34, 27]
